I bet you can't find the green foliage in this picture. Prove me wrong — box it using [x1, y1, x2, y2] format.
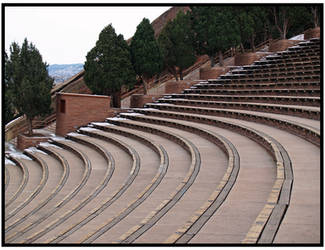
[84, 24, 136, 106]
[158, 11, 196, 80]
[233, 6, 268, 52]
[130, 18, 162, 92]
[190, 6, 240, 66]
[269, 5, 311, 39]
[6, 39, 53, 134]
[158, 22, 178, 79]
[4, 51, 16, 124]
[310, 5, 321, 28]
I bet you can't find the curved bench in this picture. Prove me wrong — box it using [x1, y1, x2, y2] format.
[5, 154, 30, 209]
[121, 110, 293, 243]
[5, 158, 22, 197]
[193, 81, 320, 90]
[143, 104, 320, 146]
[184, 88, 320, 97]
[114, 113, 239, 243]
[81, 119, 200, 243]
[47, 126, 145, 243]
[5, 144, 70, 242]
[9, 139, 90, 243]
[22, 133, 115, 243]
[167, 94, 320, 107]
[158, 98, 320, 120]
[5, 149, 49, 221]
[5, 164, 10, 191]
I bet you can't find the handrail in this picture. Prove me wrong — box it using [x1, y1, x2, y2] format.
[4, 31, 308, 142]
[5, 113, 56, 142]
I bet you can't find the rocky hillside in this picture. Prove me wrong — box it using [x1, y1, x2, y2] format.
[48, 64, 84, 84]
[151, 6, 190, 37]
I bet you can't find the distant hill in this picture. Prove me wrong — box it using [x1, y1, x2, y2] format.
[48, 64, 84, 84]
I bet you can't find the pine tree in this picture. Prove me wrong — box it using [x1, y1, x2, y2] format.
[270, 6, 311, 39]
[4, 51, 16, 124]
[130, 18, 162, 94]
[6, 39, 53, 135]
[158, 11, 196, 80]
[234, 6, 268, 53]
[158, 21, 178, 80]
[84, 24, 136, 107]
[191, 6, 240, 67]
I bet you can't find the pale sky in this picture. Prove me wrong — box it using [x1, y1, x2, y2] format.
[4, 6, 171, 65]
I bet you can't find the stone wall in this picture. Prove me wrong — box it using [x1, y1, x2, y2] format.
[234, 53, 267, 66]
[199, 67, 230, 80]
[269, 39, 300, 52]
[165, 80, 196, 94]
[17, 134, 50, 151]
[130, 94, 163, 108]
[304, 27, 320, 40]
[56, 93, 114, 136]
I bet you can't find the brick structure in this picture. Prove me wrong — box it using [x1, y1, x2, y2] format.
[269, 39, 300, 52]
[17, 134, 50, 151]
[165, 80, 196, 94]
[234, 53, 267, 66]
[200, 67, 230, 80]
[130, 94, 163, 108]
[304, 27, 320, 40]
[56, 93, 114, 136]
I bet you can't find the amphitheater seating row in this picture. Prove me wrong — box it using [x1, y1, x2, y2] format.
[4, 38, 320, 244]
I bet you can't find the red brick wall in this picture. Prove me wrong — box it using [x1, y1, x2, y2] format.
[165, 80, 196, 94]
[17, 134, 50, 151]
[269, 39, 300, 52]
[234, 53, 266, 66]
[55, 93, 114, 136]
[200, 67, 230, 80]
[130, 94, 163, 108]
[304, 27, 320, 40]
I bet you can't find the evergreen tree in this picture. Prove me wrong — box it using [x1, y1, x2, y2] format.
[270, 6, 311, 39]
[158, 12, 196, 80]
[6, 39, 53, 135]
[234, 6, 268, 53]
[4, 51, 16, 124]
[130, 18, 162, 94]
[191, 6, 240, 67]
[310, 5, 321, 28]
[84, 24, 136, 107]
[158, 22, 178, 80]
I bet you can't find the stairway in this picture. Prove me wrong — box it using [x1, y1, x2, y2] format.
[5, 38, 321, 244]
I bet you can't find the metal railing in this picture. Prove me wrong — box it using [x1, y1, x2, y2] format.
[4, 32, 306, 142]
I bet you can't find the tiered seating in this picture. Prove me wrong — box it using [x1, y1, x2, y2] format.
[5, 38, 320, 244]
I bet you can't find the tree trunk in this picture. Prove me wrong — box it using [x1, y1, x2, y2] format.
[240, 43, 245, 54]
[167, 66, 178, 81]
[143, 79, 148, 95]
[312, 7, 319, 28]
[250, 34, 256, 53]
[218, 51, 224, 67]
[179, 68, 183, 80]
[27, 117, 33, 136]
[210, 56, 215, 67]
[112, 91, 121, 108]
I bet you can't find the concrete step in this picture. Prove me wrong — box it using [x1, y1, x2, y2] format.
[114, 112, 290, 243]
[79, 121, 193, 244]
[53, 125, 167, 243]
[23, 134, 115, 243]
[5, 159, 24, 204]
[5, 155, 43, 220]
[8, 140, 88, 243]
[101, 118, 229, 243]
[157, 98, 320, 119]
[143, 104, 320, 146]
[166, 94, 320, 107]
